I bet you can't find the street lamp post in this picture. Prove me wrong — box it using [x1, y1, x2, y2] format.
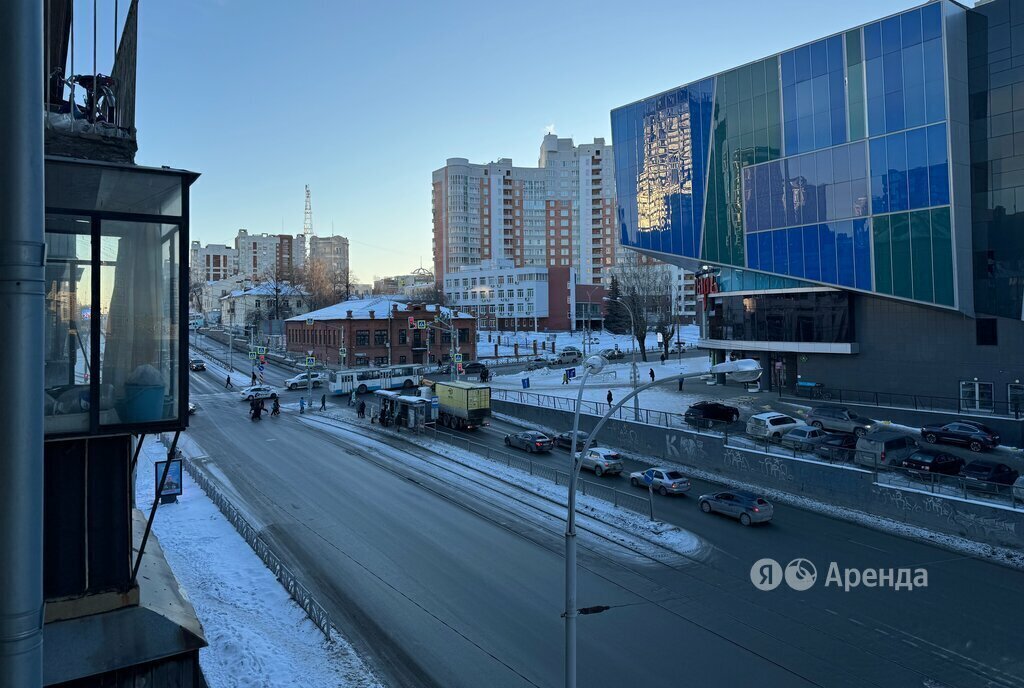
[565, 367, 691, 688]
[603, 296, 640, 421]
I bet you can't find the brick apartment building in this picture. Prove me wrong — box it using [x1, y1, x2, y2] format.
[285, 297, 477, 367]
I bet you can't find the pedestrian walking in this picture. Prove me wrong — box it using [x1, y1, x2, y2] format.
[607, 390, 613, 405]
[357, 400, 366, 418]
[678, 376, 684, 391]
[299, 397, 306, 414]
[225, 374, 233, 389]
[660, 352, 666, 365]
[349, 389, 356, 406]
[562, 371, 569, 385]
[320, 394, 326, 412]
[251, 371, 257, 385]
[649, 368, 655, 383]
[272, 398, 281, 416]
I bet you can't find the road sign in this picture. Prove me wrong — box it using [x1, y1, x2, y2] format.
[656, 332, 664, 343]
[338, 347, 347, 359]
[305, 356, 315, 367]
[431, 396, 439, 409]
[453, 353, 463, 363]
[521, 378, 530, 389]
[567, 367, 577, 379]
[408, 316, 416, 328]
[248, 352, 257, 360]
[257, 346, 266, 355]
[306, 318, 314, 325]
[154, 459, 183, 498]
[417, 319, 426, 330]
[642, 471, 654, 486]
[258, 364, 265, 372]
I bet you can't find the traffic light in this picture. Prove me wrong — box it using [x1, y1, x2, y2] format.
[259, 355, 265, 363]
[408, 316, 416, 328]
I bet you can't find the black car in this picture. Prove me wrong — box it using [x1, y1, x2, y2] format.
[920, 420, 999, 452]
[554, 430, 596, 450]
[504, 431, 553, 453]
[684, 401, 740, 428]
[462, 361, 487, 375]
[960, 460, 1020, 486]
[814, 433, 858, 462]
[901, 450, 965, 475]
[188, 358, 206, 371]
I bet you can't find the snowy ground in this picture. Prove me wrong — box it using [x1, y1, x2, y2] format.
[477, 326, 700, 359]
[134, 438, 383, 688]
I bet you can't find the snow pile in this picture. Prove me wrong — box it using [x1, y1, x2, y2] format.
[479, 326, 700, 359]
[135, 438, 382, 688]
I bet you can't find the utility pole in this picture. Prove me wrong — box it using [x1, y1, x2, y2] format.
[0, 0, 45, 684]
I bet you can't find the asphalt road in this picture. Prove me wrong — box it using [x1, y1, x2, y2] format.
[185, 356, 1024, 688]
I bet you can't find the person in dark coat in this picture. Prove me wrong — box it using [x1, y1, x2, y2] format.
[320, 394, 326, 411]
[649, 368, 655, 383]
[225, 374, 233, 389]
[606, 390, 613, 405]
[357, 400, 366, 418]
[251, 371, 257, 385]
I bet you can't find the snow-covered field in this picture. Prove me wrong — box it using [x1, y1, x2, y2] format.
[477, 326, 700, 359]
[134, 438, 382, 688]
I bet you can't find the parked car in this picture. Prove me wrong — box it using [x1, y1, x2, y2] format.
[597, 347, 625, 360]
[239, 385, 278, 401]
[554, 349, 582, 365]
[462, 361, 488, 375]
[779, 424, 831, 451]
[698, 491, 774, 526]
[684, 401, 740, 428]
[854, 430, 918, 468]
[285, 371, 325, 390]
[1013, 475, 1024, 503]
[577, 448, 623, 477]
[805, 405, 876, 437]
[629, 467, 691, 496]
[960, 460, 1020, 487]
[901, 450, 965, 476]
[746, 412, 800, 440]
[920, 420, 1000, 452]
[814, 433, 858, 462]
[504, 430, 553, 453]
[554, 430, 595, 450]
[188, 358, 206, 371]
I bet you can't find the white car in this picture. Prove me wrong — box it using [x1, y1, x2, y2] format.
[285, 372, 325, 390]
[746, 412, 800, 440]
[239, 385, 278, 401]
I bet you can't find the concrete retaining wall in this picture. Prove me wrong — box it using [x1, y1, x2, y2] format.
[493, 399, 1024, 550]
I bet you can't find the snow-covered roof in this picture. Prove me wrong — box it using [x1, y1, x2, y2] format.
[286, 296, 474, 322]
[220, 283, 308, 300]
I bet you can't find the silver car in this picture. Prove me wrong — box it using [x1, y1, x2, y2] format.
[806, 405, 877, 437]
[699, 490, 774, 526]
[779, 424, 831, 451]
[576, 448, 623, 477]
[629, 467, 691, 496]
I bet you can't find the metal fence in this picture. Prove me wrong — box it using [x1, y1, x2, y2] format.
[491, 389, 704, 432]
[157, 435, 334, 640]
[420, 424, 655, 518]
[782, 386, 1023, 420]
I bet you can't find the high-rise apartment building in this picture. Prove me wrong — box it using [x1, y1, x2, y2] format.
[432, 135, 617, 287]
[189, 241, 238, 281]
[308, 234, 350, 275]
[235, 229, 305, 281]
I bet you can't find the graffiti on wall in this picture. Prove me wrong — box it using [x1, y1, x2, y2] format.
[873, 486, 1019, 540]
[666, 434, 707, 463]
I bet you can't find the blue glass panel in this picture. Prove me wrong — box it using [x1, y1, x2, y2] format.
[756, 193, 771, 231]
[781, 50, 796, 87]
[814, 110, 831, 149]
[797, 115, 814, 155]
[901, 9, 922, 47]
[881, 16, 902, 54]
[922, 38, 944, 84]
[866, 57, 885, 101]
[783, 84, 797, 121]
[795, 45, 811, 82]
[890, 132, 909, 212]
[803, 225, 821, 280]
[819, 223, 838, 283]
[831, 109, 847, 145]
[770, 185, 786, 228]
[925, 78, 946, 122]
[903, 44, 924, 87]
[921, 2, 941, 42]
[812, 74, 830, 113]
[758, 231, 774, 271]
[930, 162, 949, 206]
[827, 36, 844, 72]
[905, 85, 926, 128]
[804, 178, 819, 223]
[817, 184, 828, 223]
[824, 182, 837, 220]
[829, 70, 846, 111]
[871, 175, 888, 215]
[784, 118, 799, 156]
[769, 161, 784, 197]
[852, 178, 869, 216]
[883, 51, 904, 94]
[854, 218, 872, 289]
[869, 137, 887, 180]
[834, 180, 853, 219]
[906, 127, 929, 208]
[868, 96, 886, 137]
[865, 22, 882, 60]
[836, 220, 856, 287]
[746, 233, 759, 269]
[885, 90, 906, 132]
[773, 229, 789, 275]
[788, 227, 805, 277]
[816, 149, 832, 186]
[754, 163, 769, 195]
[795, 80, 813, 117]
[810, 40, 828, 78]
[850, 141, 868, 179]
[832, 144, 851, 182]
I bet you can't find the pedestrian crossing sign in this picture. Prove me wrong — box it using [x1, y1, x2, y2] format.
[453, 353, 463, 363]
[417, 319, 426, 329]
[306, 356, 316, 367]
[257, 346, 267, 355]
[248, 352, 257, 360]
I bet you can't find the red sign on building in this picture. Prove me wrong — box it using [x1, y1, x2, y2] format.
[695, 274, 719, 308]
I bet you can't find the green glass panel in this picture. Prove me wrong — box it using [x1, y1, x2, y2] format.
[726, 103, 740, 132]
[767, 126, 782, 160]
[910, 211, 933, 302]
[845, 29, 862, 66]
[726, 71, 739, 105]
[873, 214, 893, 294]
[765, 56, 780, 94]
[752, 93, 768, 128]
[751, 60, 767, 97]
[740, 130, 755, 153]
[890, 213, 912, 298]
[766, 91, 781, 128]
[753, 127, 768, 157]
[737, 64, 752, 101]
[739, 98, 753, 133]
[931, 207, 954, 306]
[847, 64, 866, 141]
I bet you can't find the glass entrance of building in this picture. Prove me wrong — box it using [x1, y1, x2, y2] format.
[960, 381, 994, 413]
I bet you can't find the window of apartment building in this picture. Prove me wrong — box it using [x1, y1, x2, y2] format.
[560, 209, 568, 216]
[471, 277, 477, 286]
[561, 259, 569, 266]
[374, 356, 388, 366]
[517, 289, 524, 298]
[399, 355, 407, 364]
[526, 289, 534, 299]
[441, 331, 451, 344]
[498, 304, 505, 313]
[1009, 384, 1024, 415]
[459, 328, 470, 343]
[428, 329, 436, 345]
[374, 329, 388, 345]
[560, 220, 568, 227]
[356, 329, 370, 346]
[254, 299, 261, 308]
[976, 319, 997, 346]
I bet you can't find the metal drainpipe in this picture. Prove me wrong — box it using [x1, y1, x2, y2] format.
[0, 0, 45, 685]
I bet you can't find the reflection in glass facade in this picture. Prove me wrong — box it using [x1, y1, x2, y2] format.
[612, 1, 958, 309]
[707, 291, 854, 343]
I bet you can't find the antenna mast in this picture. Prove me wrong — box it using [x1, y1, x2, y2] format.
[303, 184, 313, 238]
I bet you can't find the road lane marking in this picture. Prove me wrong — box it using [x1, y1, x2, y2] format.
[847, 539, 887, 553]
[848, 617, 864, 627]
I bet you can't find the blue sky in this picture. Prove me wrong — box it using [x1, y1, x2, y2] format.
[121, 0, 909, 279]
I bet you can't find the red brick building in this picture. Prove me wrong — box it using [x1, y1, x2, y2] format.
[285, 298, 477, 367]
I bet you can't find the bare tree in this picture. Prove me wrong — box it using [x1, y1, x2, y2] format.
[613, 252, 672, 363]
[188, 266, 205, 314]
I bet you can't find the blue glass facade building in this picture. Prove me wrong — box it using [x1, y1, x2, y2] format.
[612, 0, 1024, 412]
